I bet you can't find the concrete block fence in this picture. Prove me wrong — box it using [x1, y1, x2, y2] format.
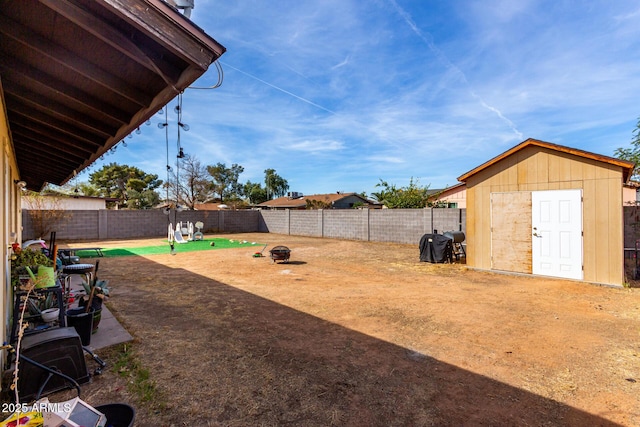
[624, 206, 640, 249]
[23, 208, 466, 245]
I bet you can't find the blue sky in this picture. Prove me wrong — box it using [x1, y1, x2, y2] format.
[83, 0, 640, 196]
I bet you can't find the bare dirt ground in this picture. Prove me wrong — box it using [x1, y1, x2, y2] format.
[56, 233, 639, 426]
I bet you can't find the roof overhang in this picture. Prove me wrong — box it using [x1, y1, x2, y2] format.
[1, 0, 226, 190]
[458, 138, 636, 184]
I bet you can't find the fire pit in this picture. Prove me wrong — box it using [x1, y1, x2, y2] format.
[269, 246, 291, 264]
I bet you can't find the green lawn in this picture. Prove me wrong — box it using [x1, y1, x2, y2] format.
[75, 238, 265, 258]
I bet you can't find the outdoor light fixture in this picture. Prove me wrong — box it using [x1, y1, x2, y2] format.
[13, 180, 26, 189]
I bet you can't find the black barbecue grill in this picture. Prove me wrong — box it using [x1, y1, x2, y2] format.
[443, 231, 466, 260]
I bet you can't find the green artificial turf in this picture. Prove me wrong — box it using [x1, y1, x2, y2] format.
[75, 238, 265, 258]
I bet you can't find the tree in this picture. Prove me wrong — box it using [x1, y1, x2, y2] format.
[89, 163, 162, 209]
[373, 178, 430, 208]
[170, 154, 214, 209]
[306, 199, 332, 209]
[264, 168, 289, 199]
[614, 116, 640, 180]
[243, 180, 268, 205]
[21, 191, 71, 239]
[207, 162, 244, 202]
[76, 182, 100, 197]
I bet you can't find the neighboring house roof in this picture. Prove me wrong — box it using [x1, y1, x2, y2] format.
[427, 183, 466, 198]
[0, 0, 226, 190]
[458, 138, 636, 183]
[258, 193, 372, 209]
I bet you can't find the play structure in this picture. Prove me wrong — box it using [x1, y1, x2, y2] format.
[193, 221, 204, 241]
[168, 221, 192, 243]
[167, 221, 204, 243]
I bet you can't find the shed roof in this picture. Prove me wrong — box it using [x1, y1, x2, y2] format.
[457, 138, 635, 184]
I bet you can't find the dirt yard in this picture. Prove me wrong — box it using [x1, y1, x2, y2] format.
[59, 233, 639, 426]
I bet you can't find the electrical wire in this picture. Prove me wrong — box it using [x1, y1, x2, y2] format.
[175, 93, 183, 205]
[188, 60, 224, 89]
[163, 108, 170, 203]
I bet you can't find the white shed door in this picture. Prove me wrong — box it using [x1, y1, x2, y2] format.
[531, 189, 583, 280]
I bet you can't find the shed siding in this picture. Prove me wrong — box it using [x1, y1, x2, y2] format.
[466, 145, 624, 286]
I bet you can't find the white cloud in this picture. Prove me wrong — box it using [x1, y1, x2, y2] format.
[289, 139, 344, 152]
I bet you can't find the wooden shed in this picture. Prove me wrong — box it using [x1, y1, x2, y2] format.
[458, 138, 635, 286]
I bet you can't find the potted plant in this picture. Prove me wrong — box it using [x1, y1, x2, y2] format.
[26, 291, 61, 323]
[79, 278, 110, 332]
[10, 247, 54, 289]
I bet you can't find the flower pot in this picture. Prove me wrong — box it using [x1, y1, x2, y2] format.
[79, 297, 102, 333]
[66, 307, 94, 346]
[40, 308, 60, 323]
[92, 308, 102, 333]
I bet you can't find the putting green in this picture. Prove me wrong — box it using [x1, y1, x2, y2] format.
[75, 238, 265, 258]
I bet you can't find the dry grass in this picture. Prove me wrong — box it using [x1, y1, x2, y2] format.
[30, 233, 640, 426]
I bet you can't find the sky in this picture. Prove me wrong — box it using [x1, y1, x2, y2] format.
[80, 0, 640, 197]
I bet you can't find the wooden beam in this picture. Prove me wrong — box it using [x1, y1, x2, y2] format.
[5, 86, 117, 138]
[0, 14, 152, 107]
[0, 54, 130, 125]
[9, 110, 104, 150]
[11, 123, 97, 157]
[105, 0, 224, 68]
[38, 0, 182, 86]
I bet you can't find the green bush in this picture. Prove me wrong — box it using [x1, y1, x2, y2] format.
[10, 248, 53, 287]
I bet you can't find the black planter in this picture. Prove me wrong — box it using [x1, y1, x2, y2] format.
[79, 296, 103, 332]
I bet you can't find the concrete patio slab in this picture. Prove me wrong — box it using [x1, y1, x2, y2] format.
[66, 274, 132, 351]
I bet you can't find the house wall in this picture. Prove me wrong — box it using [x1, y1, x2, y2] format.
[332, 195, 367, 209]
[22, 196, 107, 210]
[435, 186, 467, 208]
[465, 145, 625, 286]
[1, 82, 22, 361]
[623, 185, 638, 206]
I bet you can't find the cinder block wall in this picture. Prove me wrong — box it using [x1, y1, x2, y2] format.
[370, 209, 427, 243]
[624, 206, 640, 248]
[290, 211, 322, 236]
[323, 209, 367, 240]
[22, 208, 466, 245]
[258, 210, 289, 234]
[219, 210, 261, 233]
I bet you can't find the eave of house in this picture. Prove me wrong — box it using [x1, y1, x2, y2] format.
[457, 138, 636, 184]
[0, 0, 226, 190]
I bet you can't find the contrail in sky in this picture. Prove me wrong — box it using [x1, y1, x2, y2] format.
[388, 0, 523, 140]
[221, 61, 337, 115]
